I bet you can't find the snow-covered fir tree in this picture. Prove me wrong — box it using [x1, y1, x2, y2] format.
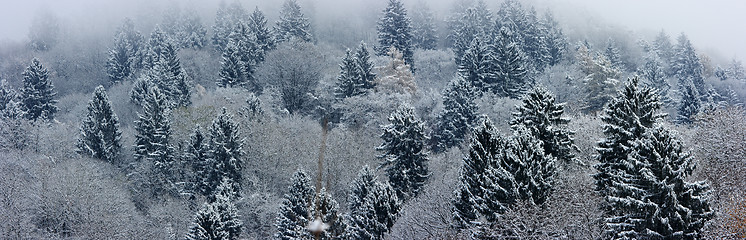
[346, 166, 401, 239]
[20, 58, 57, 121]
[247, 7, 275, 63]
[179, 10, 208, 49]
[106, 31, 133, 83]
[410, 1, 438, 50]
[130, 74, 155, 107]
[355, 41, 377, 91]
[142, 26, 170, 70]
[133, 86, 175, 178]
[238, 93, 264, 121]
[493, 27, 529, 98]
[153, 41, 191, 107]
[510, 87, 576, 164]
[727, 58, 746, 80]
[274, 0, 313, 43]
[377, 104, 429, 200]
[314, 188, 346, 240]
[672, 33, 704, 93]
[0, 79, 20, 118]
[199, 108, 244, 196]
[541, 11, 567, 66]
[603, 37, 623, 69]
[652, 30, 674, 65]
[449, 1, 494, 67]
[377, 0, 415, 70]
[594, 77, 665, 202]
[509, 125, 556, 205]
[186, 178, 243, 240]
[458, 36, 496, 93]
[115, 18, 146, 70]
[276, 169, 345, 240]
[604, 125, 712, 239]
[432, 77, 478, 152]
[76, 86, 122, 163]
[335, 49, 362, 99]
[676, 79, 701, 124]
[578, 44, 620, 113]
[217, 22, 261, 92]
[185, 125, 208, 192]
[212, 1, 248, 52]
[520, 7, 550, 71]
[217, 40, 248, 89]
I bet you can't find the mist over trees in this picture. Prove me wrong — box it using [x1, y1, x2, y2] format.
[1, 0, 745, 239]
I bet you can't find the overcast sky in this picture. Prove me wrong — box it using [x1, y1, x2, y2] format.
[1, 0, 745, 63]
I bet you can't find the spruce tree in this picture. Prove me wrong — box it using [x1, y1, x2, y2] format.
[247, 7, 274, 63]
[130, 75, 155, 107]
[594, 77, 665, 204]
[377, 0, 415, 70]
[672, 33, 704, 93]
[186, 125, 208, 193]
[676, 79, 701, 124]
[154, 42, 191, 107]
[510, 87, 576, 164]
[0, 79, 19, 118]
[217, 40, 247, 88]
[541, 11, 567, 66]
[76, 86, 122, 163]
[509, 125, 556, 205]
[20, 58, 57, 121]
[274, 0, 313, 43]
[377, 105, 429, 200]
[432, 77, 478, 152]
[186, 178, 243, 240]
[212, 2, 248, 52]
[449, 1, 494, 67]
[179, 11, 208, 49]
[143, 26, 170, 70]
[652, 30, 674, 65]
[199, 108, 244, 196]
[113, 18, 146, 70]
[521, 7, 551, 71]
[275, 169, 316, 240]
[346, 166, 401, 239]
[493, 27, 529, 98]
[604, 125, 712, 239]
[106, 32, 133, 83]
[410, 1, 438, 50]
[133, 86, 175, 177]
[604, 38, 623, 69]
[458, 36, 496, 93]
[355, 41, 377, 91]
[335, 49, 361, 99]
[314, 187, 346, 240]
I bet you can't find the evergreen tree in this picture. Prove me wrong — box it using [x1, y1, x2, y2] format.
[377, 105, 429, 200]
[594, 77, 665, 202]
[200, 108, 244, 196]
[179, 10, 208, 49]
[154, 42, 191, 107]
[275, 169, 316, 240]
[335, 49, 362, 99]
[115, 18, 146, 70]
[727, 58, 746, 80]
[130, 74, 155, 107]
[217, 23, 260, 92]
[604, 125, 712, 238]
[652, 30, 674, 66]
[20, 58, 57, 121]
[493, 27, 529, 98]
[604, 38, 623, 69]
[458, 36, 496, 93]
[377, 0, 415, 70]
[449, 1, 494, 67]
[217, 40, 247, 88]
[676, 79, 701, 124]
[520, 7, 550, 71]
[410, 1, 438, 50]
[509, 125, 556, 205]
[274, 0, 313, 43]
[578, 45, 620, 113]
[541, 11, 567, 66]
[133, 86, 175, 178]
[432, 77, 478, 152]
[185, 125, 209, 193]
[510, 87, 576, 164]
[346, 166, 401, 239]
[314, 187, 346, 240]
[0, 79, 20, 118]
[248, 7, 275, 63]
[76, 86, 122, 163]
[186, 178, 243, 240]
[355, 41, 377, 91]
[672, 33, 704, 93]
[143, 26, 170, 70]
[212, 2, 248, 52]
[106, 31, 133, 83]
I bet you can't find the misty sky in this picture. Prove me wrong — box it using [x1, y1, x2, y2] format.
[1, 0, 745, 63]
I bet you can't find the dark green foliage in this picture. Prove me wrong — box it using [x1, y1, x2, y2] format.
[510, 125, 556, 205]
[676, 79, 701, 124]
[133, 86, 175, 176]
[106, 32, 133, 83]
[143, 26, 170, 70]
[458, 37, 495, 93]
[130, 75, 154, 106]
[672, 34, 704, 92]
[510, 87, 576, 164]
[541, 11, 567, 66]
[377, 0, 415, 70]
[335, 49, 360, 99]
[432, 77, 478, 152]
[179, 10, 208, 49]
[274, 0, 313, 43]
[604, 38, 623, 69]
[186, 179, 243, 240]
[197, 108, 244, 197]
[493, 27, 529, 98]
[346, 166, 401, 240]
[355, 42, 377, 91]
[217, 40, 248, 88]
[76, 86, 122, 163]
[248, 7, 275, 63]
[449, 1, 494, 67]
[20, 58, 57, 121]
[275, 169, 345, 240]
[377, 105, 429, 200]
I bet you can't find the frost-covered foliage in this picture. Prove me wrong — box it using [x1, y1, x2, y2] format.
[76, 86, 122, 163]
[186, 179, 243, 240]
[431, 77, 478, 152]
[377, 0, 415, 70]
[335, 42, 377, 99]
[257, 40, 323, 115]
[274, 0, 313, 43]
[133, 86, 176, 194]
[510, 87, 576, 164]
[20, 58, 58, 121]
[378, 105, 429, 199]
[275, 169, 344, 240]
[346, 166, 401, 240]
[195, 108, 244, 197]
[672, 34, 705, 92]
[377, 47, 416, 95]
[577, 44, 620, 113]
[409, 1, 438, 50]
[212, 1, 248, 52]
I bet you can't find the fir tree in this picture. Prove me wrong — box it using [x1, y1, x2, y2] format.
[154, 42, 191, 107]
[410, 1, 438, 50]
[652, 30, 674, 66]
[0, 79, 19, 118]
[200, 108, 244, 196]
[509, 125, 556, 205]
[116, 18, 146, 70]
[458, 36, 496, 93]
[275, 169, 316, 240]
[727, 58, 746, 80]
[493, 27, 529, 98]
[377, 0, 415, 70]
[20, 58, 57, 121]
[676, 79, 701, 124]
[355, 41, 377, 91]
[604, 125, 712, 239]
[449, 1, 494, 67]
[274, 0, 313, 43]
[130, 74, 155, 107]
[510, 87, 576, 164]
[377, 105, 429, 200]
[106, 31, 133, 83]
[133, 86, 175, 178]
[346, 166, 401, 239]
[186, 178, 243, 240]
[594, 77, 665, 203]
[604, 38, 623, 69]
[432, 77, 478, 152]
[212, 2, 248, 52]
[314, 188, 346, 240]
[76, 86, 122, 163]
[672, 33, 704, 93]
[217, 40, 247, 88]
[247, 7, 275, 63]
[335, 49, 361, 99]
[179, 10, 208, 49]
[143, 26, 170, 70]
[521, 7, 550, 71]
[541, 11, 567, 66]
[186, 125, 208, 192]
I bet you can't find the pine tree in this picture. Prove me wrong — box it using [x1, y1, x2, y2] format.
[133, 86, 175, 177]
[217, 23, 260, 92]
[200, 108, 244, 196]
[458, 36, 496, 93]
[143, 26, 170, 70]
[355, 41, 377, 91]
[186, 178, 243, 240]
[76, 86, 122, 163]
[410, 1, 438, 50]
[274, 0, 313, 43]
[604, 125, 712, 239]
[275, 169, 316, 240]
[449, 1, 494, 67]
[510, 87, 576, 164]
[217, 40, 246, 88]
[212, 2, 248, 52]
[676, 79, 701, 124]
[604, 38, 623, 69]
[346, 166, 401, 239]
[672, 33, 704, 93]
[432, 77, 478, 152]
[377, 0, 415, 70]
[335, 49, 361, 99]
[130, 74, 155, 107]
[493, 27, 529, 98]
[20, 58, 57, 121]
[377, 105, 429, 200]
[247, 7, 275, 63]
[541, 11, 567, 66]
[106, 32, 133, 83]
[509, 125, 556, 205]
[594, 77, 665, 202]
[179, 10, 208, 49]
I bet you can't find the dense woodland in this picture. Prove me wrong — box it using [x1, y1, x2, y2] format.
[1, 0, 745, 239]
